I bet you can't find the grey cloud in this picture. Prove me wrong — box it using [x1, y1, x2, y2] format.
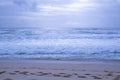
[13, 0, 37, 11]
[0, 0, 120, 29]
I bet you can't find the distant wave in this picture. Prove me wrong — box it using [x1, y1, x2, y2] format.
[0, 29, 120, 41]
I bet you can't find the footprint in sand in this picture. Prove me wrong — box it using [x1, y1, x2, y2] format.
[106, 73, 113, 77]
[9, 72, 17, 75]
[0, 71, 6, 75]
[30, 73, 36, 75]
[114, 75, 120, 80]
[35, 72, 51, 76]
[84, 73, 91, 76]
[62, 74, 72, 78]
[73, 73, 78, 75]
[18, 71, 29, 75]
[78, 75, 87, 78]
[59, 73, 66, 74]
[52, 73, 72, 78]
[91, 76, 102, 79]
[52, 74, 62, 77]
[14, 71, 20, 73]
[3, 78, 13, 80]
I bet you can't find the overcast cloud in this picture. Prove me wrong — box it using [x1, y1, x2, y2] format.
[0, 0, 120, 29]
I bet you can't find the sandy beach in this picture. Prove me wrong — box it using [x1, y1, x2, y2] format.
[0, 59, 120, 80]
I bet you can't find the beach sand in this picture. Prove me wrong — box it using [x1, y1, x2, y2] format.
[0, 59, 120, 80]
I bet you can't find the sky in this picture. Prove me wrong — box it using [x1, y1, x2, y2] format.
[0, 0, 120, 29]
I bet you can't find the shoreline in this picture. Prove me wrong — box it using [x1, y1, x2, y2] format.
[0, 57, 120, 63]
[0, 58, 120, 80]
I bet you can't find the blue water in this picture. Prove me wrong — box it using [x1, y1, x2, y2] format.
[0, 28, 120, 60]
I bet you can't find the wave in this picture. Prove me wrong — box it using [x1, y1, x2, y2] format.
[0, 29, 120, 41]
[0, 29, 120, 59]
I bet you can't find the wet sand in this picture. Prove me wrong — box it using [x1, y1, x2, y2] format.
[0, 59, 120, 80]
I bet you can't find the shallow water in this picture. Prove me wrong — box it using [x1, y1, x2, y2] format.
[0, 28, 120, 60]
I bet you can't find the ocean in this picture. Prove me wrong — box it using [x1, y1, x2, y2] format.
[0, 28, 120, 60]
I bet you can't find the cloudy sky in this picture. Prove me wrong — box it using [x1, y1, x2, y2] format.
[0, 0, 120, 29]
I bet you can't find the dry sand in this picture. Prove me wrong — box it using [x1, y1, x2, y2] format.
[0, 59, 120, 80]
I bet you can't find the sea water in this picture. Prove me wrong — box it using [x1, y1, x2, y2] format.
[0, 28, 120, 60]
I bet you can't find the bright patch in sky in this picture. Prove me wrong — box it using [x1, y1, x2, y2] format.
[36, 0, 95, 16]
